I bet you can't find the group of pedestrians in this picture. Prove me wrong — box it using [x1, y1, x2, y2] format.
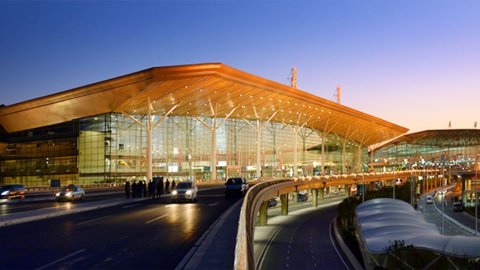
[124, 178, 176, 199]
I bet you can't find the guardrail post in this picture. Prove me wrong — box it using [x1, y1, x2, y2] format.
[312, 189, 318, 207]
[259, 200, 269, 226]
[280, 194, 289, 215]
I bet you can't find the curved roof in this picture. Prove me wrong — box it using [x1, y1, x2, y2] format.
[380, 129, 480, 148]
[0, 63, 408, 145]
[356, 198, 480, 258]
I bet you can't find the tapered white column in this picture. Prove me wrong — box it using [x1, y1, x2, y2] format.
[293, 128, 298, 177]
[212, 117, 217, 181]
[256, 120, 262, 178]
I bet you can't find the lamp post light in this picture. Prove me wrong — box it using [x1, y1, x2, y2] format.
[475, 152, 478, 236]
[362, 172, 365, 203]
[441, 154, 445, 235]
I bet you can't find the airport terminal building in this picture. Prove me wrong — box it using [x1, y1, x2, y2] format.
[0, 63, 407, 187]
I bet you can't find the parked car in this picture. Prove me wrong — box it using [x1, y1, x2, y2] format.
[453, 201, 464, 212]
[225, 177, 249, 198]
[55, 185, 85, 201]
[0, 184, 26, 200]
[171, 181, 197, 202]
[426, 195, 433, 204]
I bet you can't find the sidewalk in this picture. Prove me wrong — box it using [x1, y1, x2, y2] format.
[176, 199, 243, 270]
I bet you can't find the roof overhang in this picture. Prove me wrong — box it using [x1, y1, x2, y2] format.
[0, 63, 408, 145]
[379, 129, 480, 148]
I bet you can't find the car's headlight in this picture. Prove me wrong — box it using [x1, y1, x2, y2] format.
[1, 191, 9, 196]
[172, 190, 178, 195]
[186, 190, 192, 195]
[55, 192, 61, 197]
[66, 192, 73, 197]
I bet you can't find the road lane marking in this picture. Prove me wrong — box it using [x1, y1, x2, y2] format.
[77, 215, 113, 226]
[122, 203, 141, 209]
[329, 220, 350, 270]
[208, 201, 219, 206]
[35, 249, 86, 270]
[145, 214, 168, 224]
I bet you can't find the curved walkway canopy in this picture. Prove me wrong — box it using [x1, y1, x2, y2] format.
[0, 63, 407, 145]
[356, 198, 480, 258]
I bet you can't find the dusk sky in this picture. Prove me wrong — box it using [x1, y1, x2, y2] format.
[1, 1, 479, 133]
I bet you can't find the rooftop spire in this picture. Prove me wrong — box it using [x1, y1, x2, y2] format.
[290, 66, 297, 89]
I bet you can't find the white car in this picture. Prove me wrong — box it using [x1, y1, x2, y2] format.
[426, 196, 433, 204]
[438, 189, 447, 195]
[171, 181, 197, 202]
[56, 185, 85, 201]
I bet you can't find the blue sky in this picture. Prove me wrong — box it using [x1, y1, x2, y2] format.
[1, 0, 479, 132]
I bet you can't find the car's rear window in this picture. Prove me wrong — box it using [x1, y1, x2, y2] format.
[226, 178, 242, 184]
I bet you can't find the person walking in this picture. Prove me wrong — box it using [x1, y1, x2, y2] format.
[156, 177, 164, 198]
[171, 179, 176, 190]
[142, 180, 147, 198]
[165, 178, 170, 194]
[148, 180, 155, 199]
[131, 180, 137, 198]
[124, 180, 131, 198]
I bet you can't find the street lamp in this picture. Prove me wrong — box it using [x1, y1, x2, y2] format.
[441, 154, 445, 235]
[475, 152, 478, 236]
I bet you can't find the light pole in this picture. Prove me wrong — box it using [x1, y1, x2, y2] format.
[441, 154, 445, 235]
[362, 172, 365, 203]
[475, 152, 478, 236]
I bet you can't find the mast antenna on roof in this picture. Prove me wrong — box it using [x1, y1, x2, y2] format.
[290, 66, 298, 89]
[333, 85, 341, 104]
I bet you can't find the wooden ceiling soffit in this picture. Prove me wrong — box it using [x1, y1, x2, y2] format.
[0, 73, 152, 133]
[0, 63, 407, 145]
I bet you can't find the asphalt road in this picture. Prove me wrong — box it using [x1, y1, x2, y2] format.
[0, 187, 238, 269]
[0, 192, 124, 215]
[421, 188, 477, 236]
[258, 204, 351, 270]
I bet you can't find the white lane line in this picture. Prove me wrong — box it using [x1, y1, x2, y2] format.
[208, 201, 219, 206]
[122, 203, 141, 209]
[145, 214, 168, 224]
[35, 249, 86, 270]
[329, 220, 350, 270]
[77, 215, 113, 226]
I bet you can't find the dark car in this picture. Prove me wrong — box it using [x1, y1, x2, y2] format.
[296, 191, 308, 202]
[453, 202, 464, 212]
[0, 184, 26, 200]
[268, 197, 279, 207]
[225, 177, 249, 198]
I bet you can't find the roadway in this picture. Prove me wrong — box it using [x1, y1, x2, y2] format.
[0, 192, 122, 215]
[255, 193, 351, 270]
[421, 186, 479, 236]
[0, 186, 239, 269]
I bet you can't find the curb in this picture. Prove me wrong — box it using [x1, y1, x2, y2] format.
[175, 199, 243, 270]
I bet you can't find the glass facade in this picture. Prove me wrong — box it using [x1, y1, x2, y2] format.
[0, 113, 367, 187]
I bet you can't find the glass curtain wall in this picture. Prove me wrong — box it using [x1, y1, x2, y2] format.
[0, 112, 367, 186]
